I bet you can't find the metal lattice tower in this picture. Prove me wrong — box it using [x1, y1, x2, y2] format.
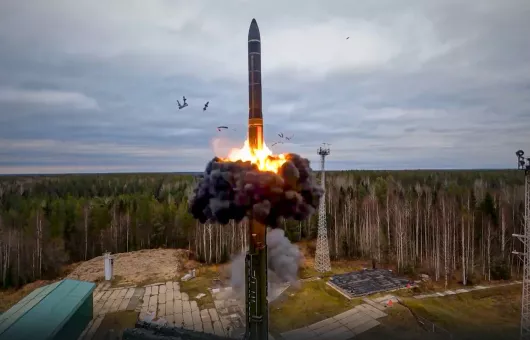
[512, 150, 530, 340]
[315, 144, 331, 273]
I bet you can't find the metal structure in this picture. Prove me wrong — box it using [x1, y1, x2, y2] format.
[314, 144, 332, 273]
[512, 149, 530, 340]
[244, 19, 269, 340]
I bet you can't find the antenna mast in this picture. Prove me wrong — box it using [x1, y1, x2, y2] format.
[513, 149, 530, 340]
[315, 144, 332, 273]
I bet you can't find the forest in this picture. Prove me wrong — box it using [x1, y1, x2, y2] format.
[0, 169, 526, 289]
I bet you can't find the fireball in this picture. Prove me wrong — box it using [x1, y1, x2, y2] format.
[223, 140, 287, 173]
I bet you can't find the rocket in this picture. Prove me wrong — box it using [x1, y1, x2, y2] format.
[248, 18, 263, 151]
[245, 19, 269, 340]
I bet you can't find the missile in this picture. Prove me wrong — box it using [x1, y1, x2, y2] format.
[248, 18, 263, 151]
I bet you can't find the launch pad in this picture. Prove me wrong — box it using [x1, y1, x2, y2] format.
[328, 269, 412, 299]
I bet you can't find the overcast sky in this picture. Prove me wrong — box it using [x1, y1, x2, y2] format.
[0, 0, 529, 174]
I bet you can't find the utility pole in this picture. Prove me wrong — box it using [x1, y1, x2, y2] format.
[512, 149, 530, 340]
[315, 144, 332, 273]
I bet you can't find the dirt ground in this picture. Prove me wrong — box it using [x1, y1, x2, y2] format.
[67, 248, 190, 286]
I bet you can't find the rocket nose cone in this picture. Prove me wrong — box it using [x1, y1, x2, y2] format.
[248, 18, 260, 40]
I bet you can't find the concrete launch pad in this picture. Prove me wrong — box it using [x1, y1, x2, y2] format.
[328, 269, 411, 299]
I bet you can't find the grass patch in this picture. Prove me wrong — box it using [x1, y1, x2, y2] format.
[93, 310, 138, 339]
[179, 267, 219, 310]
[402, 284, 521, 338]
[299, 260, 364, 279]
[269, 279, 362, 334]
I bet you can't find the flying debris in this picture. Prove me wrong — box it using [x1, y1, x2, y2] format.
[203, 101, 209, 111]
[217, 126, 228, 132]
[285, 135, 294, 141]
[278, 133, 284, 138]
[271, 141, 283, 147]
[346, 37, 350, 40]
[177, 96, 188, 110]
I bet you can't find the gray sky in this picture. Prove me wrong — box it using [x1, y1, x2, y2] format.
[0, 0, 529, 174]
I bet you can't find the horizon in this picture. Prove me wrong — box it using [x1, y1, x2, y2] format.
[0, 0, 528, 174]
[0, 167, 520, 177]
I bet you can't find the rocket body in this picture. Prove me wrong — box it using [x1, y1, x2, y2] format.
[248, 18, 263, 151]
[245, 18, 269, 340]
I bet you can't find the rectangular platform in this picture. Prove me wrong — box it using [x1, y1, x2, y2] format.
[328, 269, 411, 298]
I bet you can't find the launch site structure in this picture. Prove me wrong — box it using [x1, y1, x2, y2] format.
[245, 19, 269, 340]
[512, 150, 530, 340]
[315, 145, 331, 273]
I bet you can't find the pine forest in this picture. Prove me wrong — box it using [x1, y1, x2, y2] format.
[0, 169, 525, 289]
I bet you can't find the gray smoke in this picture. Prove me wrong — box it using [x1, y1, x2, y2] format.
[230, 228, 302, 301]
[188, 153, 323, 227]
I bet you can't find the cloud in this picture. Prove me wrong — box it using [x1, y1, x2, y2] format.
[0, 0, 529, 173]
[0, 88, 100, 110]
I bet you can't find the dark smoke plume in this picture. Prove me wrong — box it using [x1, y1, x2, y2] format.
[188, 153, 323, 227]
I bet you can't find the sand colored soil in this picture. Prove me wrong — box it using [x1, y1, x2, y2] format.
[67, 248, 189, 286]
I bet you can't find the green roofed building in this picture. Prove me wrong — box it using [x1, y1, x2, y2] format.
[0, 279, 95, 340]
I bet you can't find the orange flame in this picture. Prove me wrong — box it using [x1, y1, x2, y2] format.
[222, 140, 287, 173]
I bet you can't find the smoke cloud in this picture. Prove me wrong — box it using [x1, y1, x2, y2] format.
[188, 153, 323, 227]
[230, 228, 303, 301]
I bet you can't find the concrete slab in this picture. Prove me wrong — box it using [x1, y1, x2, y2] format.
[362, 298, 386, 311]
[352, 318, 380, 334]
[339, 313, 371, 330]
[127, 296, 140, 310]
[281, 327, 317, 340]
[125, 288, 136, 299]
[109, 289, 120, 300]
[308, 317, 337, 331]
[165, 314, 175, 326]
[118, 298, 130, 311]
[213, 320, 225, 336]
[148, 294, 157, 306]
[183, 311, 193, 329]
[174, 299, 183, 314]
[359, 303, 387, 319]
[160, 284, 167, 294]
[152, 285, 159, 295]
[190, 300, 199, 312]
[174, 313, 184, 327]
[203, 321, 215, 334]
[157, 303, 166, 317]
[158, 293, 166, 304]
[194, 323, 203, 332]
[209, 308, 220, 321]
[100, 290, 113, 300]
[192, 310, 202, 325]
[82, 315, 104, 340]
[334, 308, 362, 321]
[319, 325, 352, 340]
[182, 292, 189, 301]
[117, 288, 128, 299]
[313, 320, 342, 335]
[165, 300, 174, 315]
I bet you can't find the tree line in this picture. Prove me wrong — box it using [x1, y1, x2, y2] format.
[0, 169, 525, 289]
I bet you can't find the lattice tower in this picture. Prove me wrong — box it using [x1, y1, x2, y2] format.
[512, 150, 530, 340]
[315, 146, 331, 273]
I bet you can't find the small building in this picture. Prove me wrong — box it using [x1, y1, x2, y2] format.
[0, 279, 96, 340]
